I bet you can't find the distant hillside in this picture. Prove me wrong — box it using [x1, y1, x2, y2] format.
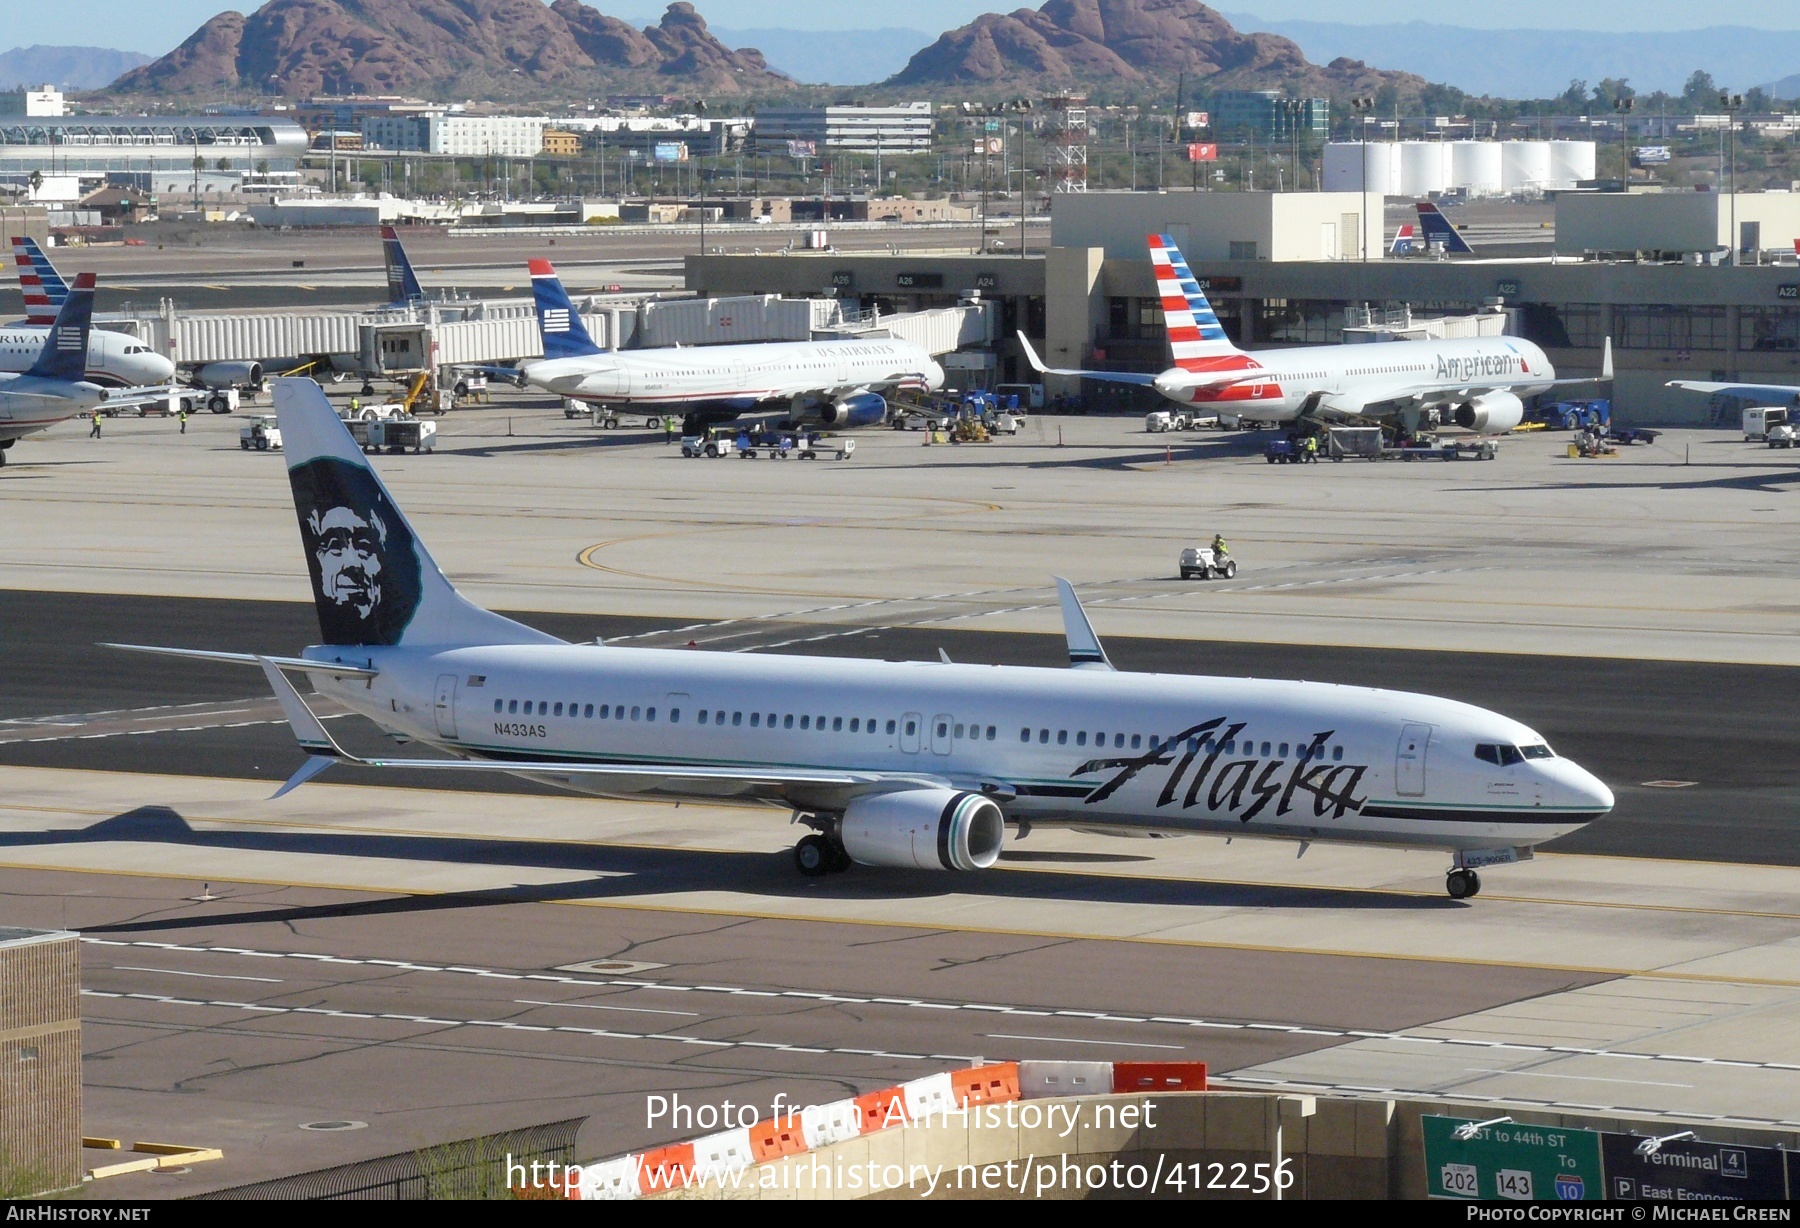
[1766, 71, 1800, 99]
[1224, 15, 1800, 98]
[709, 27, 935, 86]
[106, 0, 792, 100]
[888, 0, 1426, 102]
[0, 45, 150, 90]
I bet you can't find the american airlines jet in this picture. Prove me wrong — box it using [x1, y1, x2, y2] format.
[0, 271, 106, 465]
[1023, 234, 1608, 432]
[8, 237, 174, 387]
[519, 261, 946, 434]
[107, 379, 1614, 899]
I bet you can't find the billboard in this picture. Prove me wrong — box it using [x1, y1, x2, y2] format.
[652, 142, 688, 163]
[1185, 111, 1210, 130]
[1633, 145, 1672, 165]
[1186, 143, 1218, 162]
[786, 139, 816, 158]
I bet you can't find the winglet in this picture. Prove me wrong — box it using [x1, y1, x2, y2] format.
[1601, 336, 1613, 382]
[1017, 329, 1050, 375]
[271, 755, 337, 800]
[256, 656, 348, 759]
[1014, 330, 1158, 387]
[1054, 577, 1113, 670]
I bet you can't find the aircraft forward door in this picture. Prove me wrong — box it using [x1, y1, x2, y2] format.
[434, 674, 459, 740]
[1396, 722, 1431, 796]
[899, 712, 922, 754]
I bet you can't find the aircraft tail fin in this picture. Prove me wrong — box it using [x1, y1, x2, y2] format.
[380, 225, 425, 305]
[25, 271, 94, 382]
[1147, 233, 1249, 372]
[529, 259, 604, 359]
[1390, 222, 1416, 256]
[1415, 203, 1474, 255]
[12, 235, 66, 326]
[272, 377, 562, 649]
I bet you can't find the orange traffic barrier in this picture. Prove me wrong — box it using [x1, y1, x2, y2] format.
[1111, 1061, 1207, 1093]
[952, 1062, 1021, 1106]
[637, 1143, 696, 1192]
[748, 1116, 808, 1163]
[853, 1086, 908, 1134]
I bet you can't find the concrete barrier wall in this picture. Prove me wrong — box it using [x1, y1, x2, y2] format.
[650, 1089, 1800, 1201]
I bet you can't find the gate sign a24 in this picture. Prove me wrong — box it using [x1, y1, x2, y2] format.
[1423, 1116, 1604, 1200]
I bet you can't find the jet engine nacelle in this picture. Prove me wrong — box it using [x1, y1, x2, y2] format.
[811, 391, 888, 430]
[1452, 390, 1524, 434]
[840, 788, 1005, 871]
[195, 361, 263, 390]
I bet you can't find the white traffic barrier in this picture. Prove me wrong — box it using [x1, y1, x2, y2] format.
[800, 1098, 864, 1149]
[1019, 1060, 1114, 1099]
[690, 1127, 756, 1178]
[574, 1155, 641, 1200]
[900, 1072, 956, 1124]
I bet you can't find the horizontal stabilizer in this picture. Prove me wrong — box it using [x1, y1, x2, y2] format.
[102, 643, 379, 679]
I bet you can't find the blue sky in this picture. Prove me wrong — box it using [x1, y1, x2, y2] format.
[13, 1, 1800, 57]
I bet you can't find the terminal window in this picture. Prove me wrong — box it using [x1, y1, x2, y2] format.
[1260, 300, 1341, 345]
[1741, 307, 1800, 352]
[1615, 304, 1728, 351]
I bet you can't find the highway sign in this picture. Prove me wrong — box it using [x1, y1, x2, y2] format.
[1602, 1135, 1789, 1201]
[1424, 1116, 1603, 1200]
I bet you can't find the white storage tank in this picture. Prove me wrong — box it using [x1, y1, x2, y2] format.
[1547, 140, 1597, 188]
[1323, 142, 1399, 194]
[1399, 141, 1449, 196]
[1450, 141, 1503, 195]
[1501, 141, 1553, 192]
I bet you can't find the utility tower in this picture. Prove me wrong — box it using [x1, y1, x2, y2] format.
[1044, 94, 1088, 193]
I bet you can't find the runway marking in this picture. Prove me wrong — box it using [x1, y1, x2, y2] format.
[982, 1033, 1185, 1051]
[1461, 1067, 1694, 1089]
[112, 965, 284, 984]
[79, 939, 1800, 1073]
[515, 998, 698, 1018]
[79, 989, 975, 1065]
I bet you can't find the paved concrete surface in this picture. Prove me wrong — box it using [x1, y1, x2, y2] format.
[4, 390, 1799, 1190]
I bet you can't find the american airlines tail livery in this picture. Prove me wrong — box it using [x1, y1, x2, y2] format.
[519, 260, 945, 435]
[107, 378, 1614, 899]
[1023, 233, 1609, 431]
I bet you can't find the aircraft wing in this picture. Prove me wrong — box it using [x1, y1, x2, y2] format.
[1667, 380, 1800, 403]
[1016, 332, 1158, 387]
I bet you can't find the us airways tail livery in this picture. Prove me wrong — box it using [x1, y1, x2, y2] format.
[520, 261, 945, 435]
[1024, 234, 1609, 431]
[108, 379, 1612, 898]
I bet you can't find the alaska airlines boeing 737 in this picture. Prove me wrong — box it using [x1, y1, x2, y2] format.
[105, 378, 1614, 899]
[1023, 234, 1609, 432]
[520, 260, 945, 434]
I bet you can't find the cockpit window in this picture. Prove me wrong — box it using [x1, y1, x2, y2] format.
[1520, 743, 1554, 759]
[1475, 744, 1499, 765]
[1498, 745, 1523, 766]
[1476, 743, 1529, 766]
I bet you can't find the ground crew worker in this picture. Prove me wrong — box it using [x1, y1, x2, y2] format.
[349, 396, 361, 415]
[1212, 533, 1228, 558]
[178, 408, 188, 434]
[1304, 434, 1318, 461]
[88, 412, 102, 439]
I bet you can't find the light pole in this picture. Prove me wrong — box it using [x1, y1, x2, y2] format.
[1720, 91, 1743, 263]
[1613, 95, 1634, 188]
[1351, 96, 1375, 262]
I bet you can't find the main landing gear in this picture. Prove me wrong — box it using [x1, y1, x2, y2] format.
[1445, 868, 1482, 899]
[793, 833, 852, 877]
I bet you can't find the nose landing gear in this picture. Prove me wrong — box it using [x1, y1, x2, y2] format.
[1445, 868, 1482, 899]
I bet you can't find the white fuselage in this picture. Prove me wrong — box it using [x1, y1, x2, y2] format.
[523, 338, 945, 407]
[1154, 335, 1556, 420]
[0, 327, 174, 388]
[0, 372, 106, 442]
[306, 642, 1613, 855]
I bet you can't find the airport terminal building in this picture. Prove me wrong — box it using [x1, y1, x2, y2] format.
[0, 115, 311, 175]
[688, 190, 1800, 423]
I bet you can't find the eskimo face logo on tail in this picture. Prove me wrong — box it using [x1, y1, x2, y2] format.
[289, 457, 422, 646]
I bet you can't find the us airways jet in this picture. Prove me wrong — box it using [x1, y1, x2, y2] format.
[8, 237, 174, 387]
[0, 271, 106, 465]
[105, 378, 1613, 899]
[1023, 234, 1609, 432]
[519, 260, 945, 435]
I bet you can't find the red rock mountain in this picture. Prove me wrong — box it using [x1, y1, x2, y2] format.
[888, 0, 1423, 100]
[108, 0, 790, 99]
